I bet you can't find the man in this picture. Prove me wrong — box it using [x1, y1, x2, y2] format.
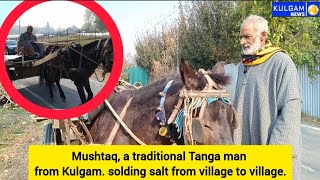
[233, 15, 302, 179]
[17, 25, 40, 58]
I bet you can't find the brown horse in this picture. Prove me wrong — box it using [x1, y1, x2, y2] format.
[87, 59, 238, 145]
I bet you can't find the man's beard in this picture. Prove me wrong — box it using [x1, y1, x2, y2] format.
[242, 36, 261, 55]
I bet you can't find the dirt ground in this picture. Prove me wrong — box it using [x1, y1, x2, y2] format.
[0, 106, 319, 180]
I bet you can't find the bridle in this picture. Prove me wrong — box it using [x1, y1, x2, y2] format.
[96, 70, 232, 145]
[60, 40, 108, 82]
[157, 69, 231, 145]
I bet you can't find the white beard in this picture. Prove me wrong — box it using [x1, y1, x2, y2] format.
[242, 36, 261, 55]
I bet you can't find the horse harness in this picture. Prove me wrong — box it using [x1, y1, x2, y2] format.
[156, 69, 231, 145]
[76, 71, 231, 145]
[103, 70, 231, 145]
[61, 41, 108, 82]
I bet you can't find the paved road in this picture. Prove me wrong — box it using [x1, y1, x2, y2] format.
[13, 76, 105, 109]
[301, 124, 320, 180]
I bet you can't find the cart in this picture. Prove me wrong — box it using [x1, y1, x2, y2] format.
[31, 79, 139, 145]
[4, 46, 62, 81]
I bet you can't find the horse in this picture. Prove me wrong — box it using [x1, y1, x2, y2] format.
[39, 38, 113, 104]
[61, 38, 113, 104]
[39, 44, 67, 102]
[86, 58, 238, 145]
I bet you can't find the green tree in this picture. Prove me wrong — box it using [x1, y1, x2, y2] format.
[94, 15, 107, 32]
[81, 9, 95, 32]
[178, 1, 239, 69]
[134, 1, 320, 78]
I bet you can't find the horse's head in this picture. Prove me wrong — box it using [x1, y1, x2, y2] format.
[177, 58, 238, 145]
[99, 38, 113, 73]
[82, 38, 113, 73]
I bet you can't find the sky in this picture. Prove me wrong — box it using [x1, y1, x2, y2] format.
[0, 1, 179, 57]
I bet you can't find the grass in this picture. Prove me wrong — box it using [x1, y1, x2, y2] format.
[0, 107, 31, 145]
[0, 107, 46, 180]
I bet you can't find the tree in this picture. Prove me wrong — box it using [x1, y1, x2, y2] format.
[134, 1, 320, 78]
[135, 24, 178, 80]
[81, 9, 95, 32]
[94, 15, 107, 32]
[177, 1, 239, 69]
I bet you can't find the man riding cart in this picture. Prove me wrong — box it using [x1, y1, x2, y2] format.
[17, 25, 42, 59]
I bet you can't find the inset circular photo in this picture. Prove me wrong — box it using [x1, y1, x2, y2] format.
[0, 1, 123, 119]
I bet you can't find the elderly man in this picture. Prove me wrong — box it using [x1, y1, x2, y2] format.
[233, 15, 302, 179]
[17, 25, 40, 58]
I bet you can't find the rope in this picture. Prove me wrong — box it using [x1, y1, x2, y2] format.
[67, 45, 104, 69]
[67, 44, 107, 82]
[94, 70, 106, 82]
[79, 121, 93, 144]
[105, 97, 132, 145]
[104, 99, 146, 145]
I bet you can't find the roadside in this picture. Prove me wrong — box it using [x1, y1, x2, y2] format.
[301, 113, 320, 128]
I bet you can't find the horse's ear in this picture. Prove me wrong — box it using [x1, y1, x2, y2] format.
[180, 58, 199, 90]
[211, 61, 225, 74]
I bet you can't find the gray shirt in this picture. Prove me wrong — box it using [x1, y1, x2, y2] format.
[233, 52, 302, 180]
[18, 32, 37, 49]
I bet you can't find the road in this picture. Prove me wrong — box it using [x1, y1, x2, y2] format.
[12, 76, 105, 109]
[301, 124, 320, 179]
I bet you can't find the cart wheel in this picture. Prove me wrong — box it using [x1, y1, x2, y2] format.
[43, 122, 54, 144]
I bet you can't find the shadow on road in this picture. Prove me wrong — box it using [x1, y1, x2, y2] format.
[17, 83, 83, 109]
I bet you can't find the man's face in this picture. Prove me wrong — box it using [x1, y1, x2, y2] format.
[27, 27, 33, 34]
[240, 22, 261, 55]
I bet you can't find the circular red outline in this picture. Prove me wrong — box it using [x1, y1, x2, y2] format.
[0, 1, 123, 119]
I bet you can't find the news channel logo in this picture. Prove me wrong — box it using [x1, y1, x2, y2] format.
[272, 2, 320, 17]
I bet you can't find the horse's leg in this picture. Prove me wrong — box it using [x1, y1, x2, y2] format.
[54, 69, 66, 102]
[74, 81, 86, 104]
[49, 83, 54, 101]
[39, 64, 45, 86]
[46, 68, 54, 101]
[55, 78, 66, 102]
[84, 79, 93, 102]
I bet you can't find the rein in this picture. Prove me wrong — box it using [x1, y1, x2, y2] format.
[66, 42, 107, 81]
[104, 98, 146, 145]
[67, 44, 102, 68]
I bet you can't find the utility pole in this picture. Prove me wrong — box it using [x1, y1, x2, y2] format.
[19, 20, 21, 35]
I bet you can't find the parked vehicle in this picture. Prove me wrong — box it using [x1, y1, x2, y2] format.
[5, 39, 17, 55]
